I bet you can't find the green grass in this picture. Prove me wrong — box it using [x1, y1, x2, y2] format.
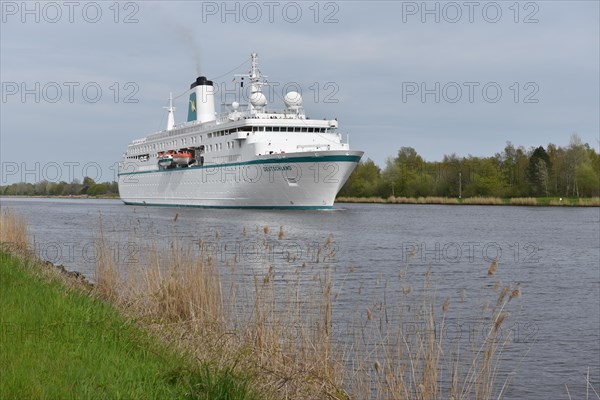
[0, 251, 258, 400]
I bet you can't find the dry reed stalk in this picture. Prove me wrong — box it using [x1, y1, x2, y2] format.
[579, 197, 600, 207]
[0, 208, 28, 249]
[86, 218, 527, 400]
[509, 197, 538, 206]
[93, 224, 348, 399]
[462, 197, 504, 205]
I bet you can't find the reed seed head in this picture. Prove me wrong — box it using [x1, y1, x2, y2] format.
[488, 260, 498, 276]
[494, 312, 509, 331]
[263, 225, 269, 235]
[442, 297, 450, 313]
[509, 284, 521, 301]
[497, 286, 511, 305]
[374, 360, 381, 373]
[278, 226, 284, 240]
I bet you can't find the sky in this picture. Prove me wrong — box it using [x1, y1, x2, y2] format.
[1, 0, 599, 184]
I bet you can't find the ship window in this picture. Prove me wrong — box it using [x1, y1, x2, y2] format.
[308, 128, 314, 133]
[208, 133, 212, 138]
[301, 127, 308, 132]
[266, 127, 272, 132]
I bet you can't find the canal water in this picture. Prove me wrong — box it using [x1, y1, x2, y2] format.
[1, 197, 598, 399]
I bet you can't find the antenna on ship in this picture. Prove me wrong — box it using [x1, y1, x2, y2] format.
[248, 52, 267, 112]
[164, 92, 176, 131]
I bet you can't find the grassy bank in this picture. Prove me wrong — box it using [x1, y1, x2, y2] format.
[336, 196, 600, 206]
[0, 212, 259, 400]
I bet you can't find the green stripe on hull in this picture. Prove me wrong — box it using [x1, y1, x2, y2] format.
[122, 201, 334, 210]
[118, 155, 361, 176]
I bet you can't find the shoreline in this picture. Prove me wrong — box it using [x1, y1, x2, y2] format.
[336, 196, 600, 207]
[0, 195, 120, 200]
[2, 195, 599, 207]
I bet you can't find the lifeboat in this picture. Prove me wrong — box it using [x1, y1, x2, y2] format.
[173, 151, 193, 165]
[158, 151, 174, 168]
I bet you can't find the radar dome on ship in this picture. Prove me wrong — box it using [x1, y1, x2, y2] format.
[250, 92, 267, 107]
[284, 91, 302, 108]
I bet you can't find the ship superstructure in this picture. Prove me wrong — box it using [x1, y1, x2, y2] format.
[118, 53, 363, 209]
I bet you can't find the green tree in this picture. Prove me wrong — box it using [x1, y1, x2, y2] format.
[80, 177, 96, 195]
[338, 159, 382, 198]
[527, 146, 552, 195]
[88, 183, 108, 196]
[575, 162, 599, 196]
[382, 147, 425, 197]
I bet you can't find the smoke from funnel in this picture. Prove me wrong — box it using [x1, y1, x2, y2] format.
[158, 7, 202, 74]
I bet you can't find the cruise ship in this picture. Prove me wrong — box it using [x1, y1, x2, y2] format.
[117, 53, 363, 209]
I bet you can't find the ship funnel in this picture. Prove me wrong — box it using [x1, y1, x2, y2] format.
[187, 76, 216, 123]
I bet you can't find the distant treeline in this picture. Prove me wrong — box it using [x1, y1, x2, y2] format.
[0, 177, 118, 197]
[2, 135, 598, 199]
[339, 134, 600, 198]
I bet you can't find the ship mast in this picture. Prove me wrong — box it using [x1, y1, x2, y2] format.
[250, 52, 261, 94]
[164, 92, 176, 131]
[246, 52, 267, 112]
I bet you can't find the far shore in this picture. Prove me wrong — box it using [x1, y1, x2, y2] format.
[2, 195, 598, 207]
[0, 195, 120, 200]
[336, 196, 600, 207]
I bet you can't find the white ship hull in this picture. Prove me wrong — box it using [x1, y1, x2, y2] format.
[118, 150, 362, 209]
